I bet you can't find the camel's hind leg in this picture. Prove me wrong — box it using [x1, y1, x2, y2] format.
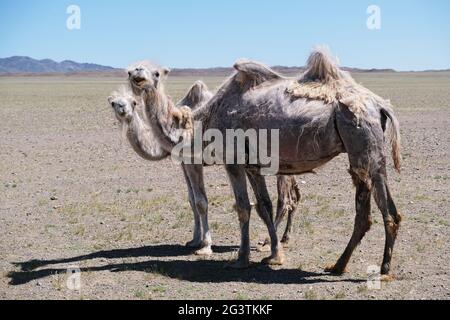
[279, 176, 300, 245]
[325, 170, 372, 275]
[372, 169, 401, 276]
[247, 172, 284, 265]
[281, 205, 296, 245]
[261, 176, 300, 251]
[334, 102, 401, 276]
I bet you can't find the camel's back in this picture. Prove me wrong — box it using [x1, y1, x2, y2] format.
[210, 78, 336, 130]
[204, 78, 345, 167]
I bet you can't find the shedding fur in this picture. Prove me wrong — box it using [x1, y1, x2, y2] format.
[301, 47, 343, 83]
[288, 48, 365, 109]
[172, 106, 194, 131]
[285, 48, 402, 172]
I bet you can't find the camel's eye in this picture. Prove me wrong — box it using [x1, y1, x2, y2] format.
[154, 71, 160, 78]
[133, 101, 137, 107]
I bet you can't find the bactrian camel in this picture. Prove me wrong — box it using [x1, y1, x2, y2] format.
[120, 48, 401, 276]
[109, 81, 301, 255]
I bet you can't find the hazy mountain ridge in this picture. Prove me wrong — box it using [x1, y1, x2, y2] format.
[1, 56, 448, 76]
[0, 56, 116, 73]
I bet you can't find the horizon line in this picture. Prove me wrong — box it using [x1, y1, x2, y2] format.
[1, 55, 449, 73]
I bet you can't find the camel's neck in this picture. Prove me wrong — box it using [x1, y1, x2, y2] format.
[143, 86, 191, 152]
[192, 99, 214, 131]
[125, 110, 169, 161]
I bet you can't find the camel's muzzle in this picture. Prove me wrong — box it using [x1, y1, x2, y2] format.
[132, 76, 147, 87]
[111, 102, 126, 116]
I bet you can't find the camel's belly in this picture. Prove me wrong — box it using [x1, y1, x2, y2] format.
[277, 152, 341, 175]
[275, 123, 345, 160]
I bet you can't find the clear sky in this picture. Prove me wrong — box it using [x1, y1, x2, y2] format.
[0, 0, 449, 70]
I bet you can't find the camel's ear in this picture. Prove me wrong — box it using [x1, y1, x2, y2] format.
[161, 67, 170, 77]
[107, 96, 114, 104]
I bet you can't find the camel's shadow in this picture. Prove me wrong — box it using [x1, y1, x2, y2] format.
[9, 244, 364, 286]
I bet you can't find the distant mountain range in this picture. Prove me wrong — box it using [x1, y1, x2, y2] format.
[0, 56, 448, 76]
[0, 56, 117, 73]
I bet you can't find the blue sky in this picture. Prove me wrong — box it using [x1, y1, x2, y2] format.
[0, 0, 449, 70]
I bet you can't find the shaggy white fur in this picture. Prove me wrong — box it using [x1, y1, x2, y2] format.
[286, 48, 401, 171]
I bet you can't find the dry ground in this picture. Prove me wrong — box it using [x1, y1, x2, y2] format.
[0, 72, 449, 300]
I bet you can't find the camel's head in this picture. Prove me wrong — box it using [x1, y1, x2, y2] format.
[108, 88, 137, 123]
[127, 61, 170, 94]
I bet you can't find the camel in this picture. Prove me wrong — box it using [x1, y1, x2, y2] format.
[127, 67, 283, 264]
[108, 86, 169, 161]
[125, 48, 402, 276]
[108, 81, 301, 255]
[177, 82, 301, 250]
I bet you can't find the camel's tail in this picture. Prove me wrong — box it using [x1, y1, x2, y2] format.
[380, 103, 402, 173]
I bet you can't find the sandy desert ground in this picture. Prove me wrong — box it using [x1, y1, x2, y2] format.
[0, 72, 449, 299]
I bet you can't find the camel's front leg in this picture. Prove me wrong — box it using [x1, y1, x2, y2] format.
[183, 164, 212, 256]
[225, 165, 252, 269]
[181, 164, 201, 248]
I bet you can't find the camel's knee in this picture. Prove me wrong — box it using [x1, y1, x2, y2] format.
[235, 205, 251, 224]
[386, 202, 402, 234]
[384, 215, 400, 237]
[349, 167, 372, 191]
[372, 174, 400, 229]
[386, 185, 402, 226]
[394, 212, 402, 225]
[362, 215, 373, 233]
[194, 197, 208, 215]
[354, 214, 372, 243]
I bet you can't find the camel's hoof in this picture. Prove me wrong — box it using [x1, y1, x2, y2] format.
[380, 274, 396, 282]
[324, 264, 347, 275]
[185, 239, 202, 248]
[195, 246, 213, 256]
[257, 243, 271, 253]
[261, 252, 285, 266]
[225, 259, 250, 269]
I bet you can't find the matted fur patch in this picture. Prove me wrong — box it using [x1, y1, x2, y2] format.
[285, 48, 390, 118]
